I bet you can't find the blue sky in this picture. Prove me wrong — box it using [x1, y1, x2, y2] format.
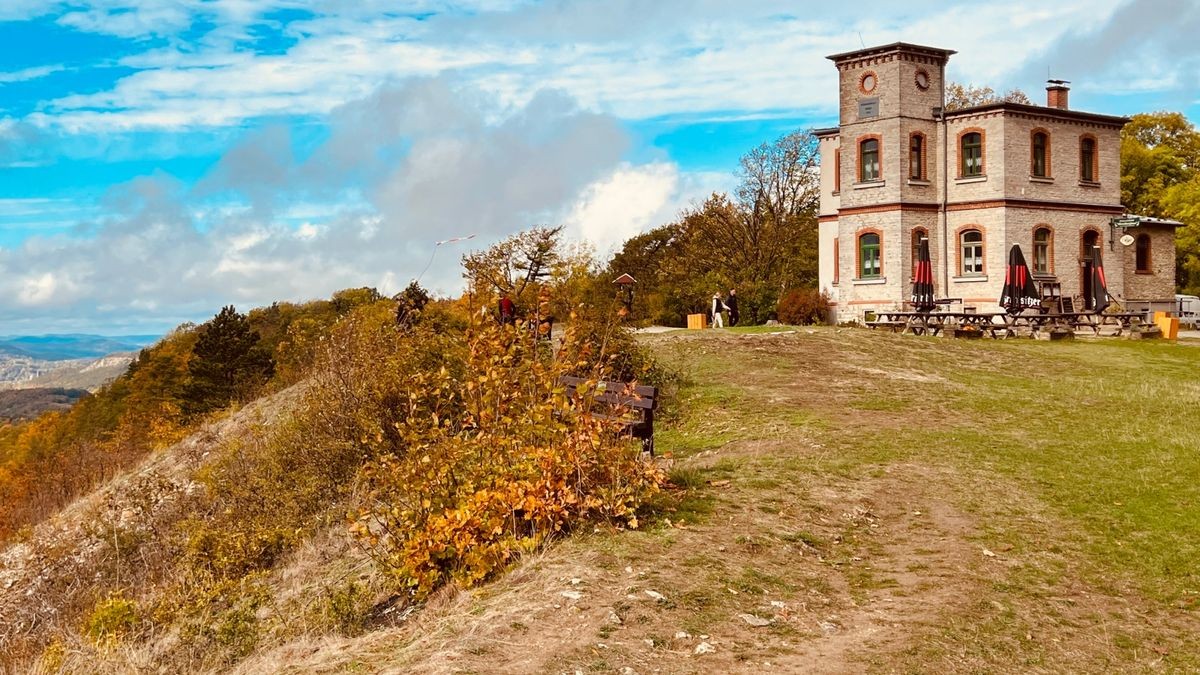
[0, 0, 1197, 334]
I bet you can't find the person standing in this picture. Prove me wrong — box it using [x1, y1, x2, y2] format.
[711, 292, 726, 328]
[726, 288, 740, 326]
[498, 294, 516, 325]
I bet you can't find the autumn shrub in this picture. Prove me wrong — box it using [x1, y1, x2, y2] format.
[84, 593, 140, 645]
[350, 312, 665, 599]
[777, 288, 833, 325]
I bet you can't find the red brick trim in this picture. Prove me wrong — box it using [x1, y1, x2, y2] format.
[857, 134, 883, 182]
[837, 202, 939, 216]
[910, 227, 929, 280]
[834, 148, 841, 193]
[847, 299, 894, 306]
[954, 224, 986, 276]
[956, 127, 986, 178]
[946, 199, 1124, 214]
[1030, 128, 1052, 178]
[818, 215, 839, 223]
[833, 237, 840, 284]
[962, 297, 998, 303]
[909, 131, 927, 180]
[1032, 224, 1055, 275]
[859, 70, 878, 94]
[1080, 227, 1103, 260]
[1079, 133, 1099, 182]
[914, 67, 931, 91]
[856, 228, 884, 278]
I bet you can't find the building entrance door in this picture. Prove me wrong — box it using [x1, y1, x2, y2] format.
[1081, 230, 1100, 310]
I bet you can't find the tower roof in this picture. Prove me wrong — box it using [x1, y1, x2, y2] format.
[826, 42, 956, 64]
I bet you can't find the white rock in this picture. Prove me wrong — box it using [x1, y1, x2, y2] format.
[570, 577, 582, 585]
[770, 600, 786, 609]
[739, 613, 771, 627]
[674, 631, 691, 639]
[561, 590, 583, 601]
[694, 642, 716, 655]
[644, 590, 666, 602]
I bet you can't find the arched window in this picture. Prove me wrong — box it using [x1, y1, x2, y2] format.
[860, 138, 880, 182]
[1033, 227, 1052, 274]
[1136, 234, 1151, 273]
[859, 232, 881, 278]
[960, 229, 984, 275]
[1080, 136, 1097, 182]
[909, 133, 925, 180]
[961, 132, 983, 177]
[911, 228, 928, 279]
[1031, 132, 1049, 177]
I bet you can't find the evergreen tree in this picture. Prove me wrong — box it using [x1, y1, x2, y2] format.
[184, 306, 275, 414]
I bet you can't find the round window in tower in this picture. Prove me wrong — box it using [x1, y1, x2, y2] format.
[915, 68, 930, 91]
[859, 71, 878, 94]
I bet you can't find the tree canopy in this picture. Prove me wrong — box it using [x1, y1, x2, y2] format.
[1120, 112, 1200, 293]
[607, 130, 821, 325]
[183, 306, 275, 415]
[944, 82, 1031, 111]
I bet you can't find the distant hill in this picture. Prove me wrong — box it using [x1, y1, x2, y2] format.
[0, 388, 89, 422]
[6, 353, 137, 392]
[0, 334, 159, 361]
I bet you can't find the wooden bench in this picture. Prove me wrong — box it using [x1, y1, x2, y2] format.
[865, 320, 906, 332]
[559, 375, 658, 455]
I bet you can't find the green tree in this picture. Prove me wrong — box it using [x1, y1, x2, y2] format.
[184, 306, 275, 415]
[1120, 111, 1200, 292]
[605, 129, 821, 325]
[393, 280, 432, 328]
[462, 226, 562, 304]
[944, 82, 1030, 111]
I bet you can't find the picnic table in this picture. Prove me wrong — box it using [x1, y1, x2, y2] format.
[867, 308, 1150, 339]
[870, 311, 1008, 337]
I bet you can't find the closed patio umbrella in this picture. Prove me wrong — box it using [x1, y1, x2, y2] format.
[999, 244, 1040, 315]
[1090, 245, 1111, 313]
[910, 237, 936, 312]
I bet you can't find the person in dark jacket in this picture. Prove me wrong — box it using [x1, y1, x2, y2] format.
[726, 288, 740, 326]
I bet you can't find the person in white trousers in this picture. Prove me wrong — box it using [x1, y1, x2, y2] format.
[711, 293, 727, 328]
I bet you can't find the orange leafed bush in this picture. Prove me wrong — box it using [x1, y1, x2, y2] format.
[777, 288, 833, 326]
[350, 312, 664, 598]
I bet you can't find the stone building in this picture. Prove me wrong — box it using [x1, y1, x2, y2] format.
[815, 42, 1179, 322]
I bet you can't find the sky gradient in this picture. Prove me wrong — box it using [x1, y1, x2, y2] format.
[1, 0, 1197, 334]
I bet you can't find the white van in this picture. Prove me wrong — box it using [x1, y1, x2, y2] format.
[1178, 294, 1200, 327]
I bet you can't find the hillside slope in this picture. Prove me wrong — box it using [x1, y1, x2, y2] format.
[4, 328, 1200, 673]
[234, 328, 1200, 673]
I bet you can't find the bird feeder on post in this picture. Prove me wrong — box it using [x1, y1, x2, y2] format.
[612, 273, 636, 320]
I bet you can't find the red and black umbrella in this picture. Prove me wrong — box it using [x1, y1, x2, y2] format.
[910, 237, 936, 312]
[1090, 245, 1111, 313]
[999, 244, 1039, 315]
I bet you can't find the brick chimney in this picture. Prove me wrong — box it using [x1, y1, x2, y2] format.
[1046, 80, 1070, 110]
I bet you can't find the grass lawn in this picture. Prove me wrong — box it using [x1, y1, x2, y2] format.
[638, 327, 1200, 672]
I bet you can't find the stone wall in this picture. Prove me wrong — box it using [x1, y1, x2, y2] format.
[1121, 225, 1177, 301]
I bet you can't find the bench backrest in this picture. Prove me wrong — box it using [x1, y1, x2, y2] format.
[559, 375, 658, 410]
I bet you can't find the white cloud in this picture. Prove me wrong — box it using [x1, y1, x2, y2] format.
[22, 0, 1177, 134]
[562, 162, 678, 254]
[0, 64, 64, 84]
[0, 79, 631, 330]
